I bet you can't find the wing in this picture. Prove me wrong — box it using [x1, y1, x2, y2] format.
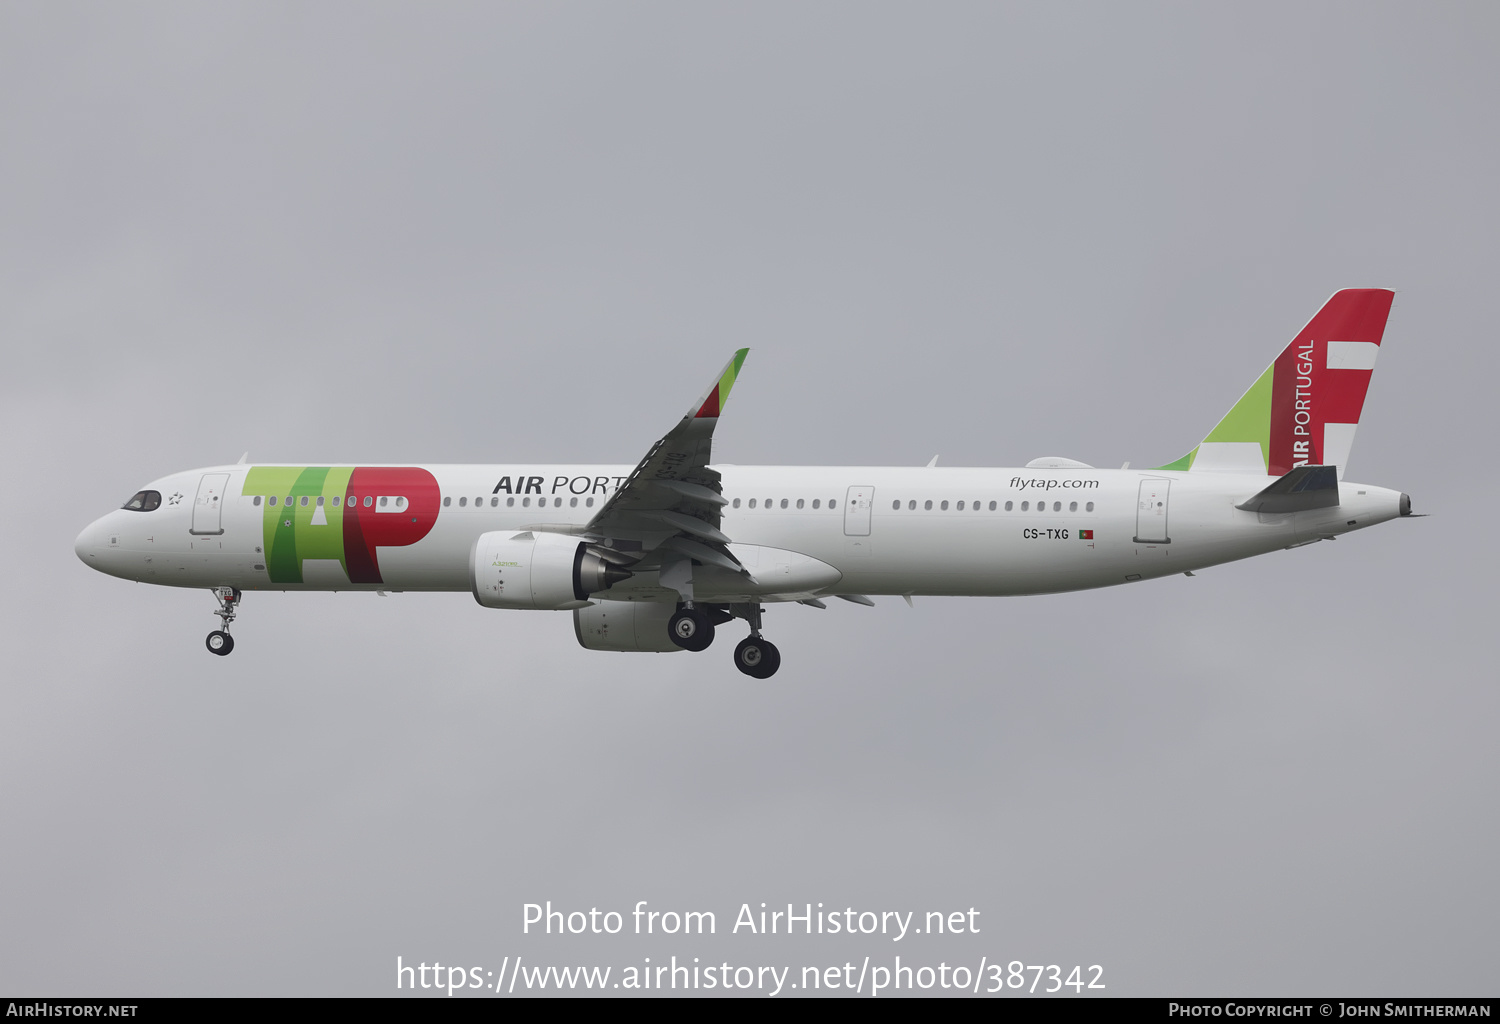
[571, 350, 752, 594]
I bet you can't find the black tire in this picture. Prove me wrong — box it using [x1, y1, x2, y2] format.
[668, 608, 714, 652]
[734, 637, 780, 678]
[206, 630, 234, 656]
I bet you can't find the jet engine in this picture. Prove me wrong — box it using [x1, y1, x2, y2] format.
[573, 600, 682, 652]
[470, 531, 631, 610]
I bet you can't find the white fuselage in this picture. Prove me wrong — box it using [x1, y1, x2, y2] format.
[74, 464, 1405, 600]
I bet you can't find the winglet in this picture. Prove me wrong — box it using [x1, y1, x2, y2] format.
[691, 349, 749, 419]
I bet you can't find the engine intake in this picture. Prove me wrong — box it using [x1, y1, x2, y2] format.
[471, 531, 632, 610]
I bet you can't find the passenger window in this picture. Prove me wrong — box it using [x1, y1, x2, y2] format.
[989, 501, 996, 511]
[1021, 501, 1029, 511]
[442, 497, 451, 507]
[1069, 501, 1077, 512]
[363, 496, 372, 508]
[732, 498, 741, 508]
[253, 496, 262, 506]
[812, 499, 820, 509]
[924, 500, 933, 510]
[380, 496, 389, 508]
[1005, 501, 1013, 511]
[585, 497, 593, 507]
[891, 500, 900, 510]
[1053, 501, 1061, 512]
[523, 497, 531, 507]
[332, 496, 340, 507]
[909, 500, 916, 510]
[1086, 501, 1094, 512]
[940, 500, 949, 510]
[780, 499, 788, 509]
[570, 497, 578, 507]
[459, 497, 467, 507]
[749, 499, 757, 509]
[285, 497, 292, 507]
[829, 500, 837, 510]
[317, 496, 325, 506]
[957, 500, 965, 510]
[508, 497, 516, 507]
[300, 496, 309, 507]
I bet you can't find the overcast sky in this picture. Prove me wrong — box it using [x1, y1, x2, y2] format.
[2, 1, 1497, 998]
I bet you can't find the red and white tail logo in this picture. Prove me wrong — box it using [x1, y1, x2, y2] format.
[1268, 289, 1393, 477]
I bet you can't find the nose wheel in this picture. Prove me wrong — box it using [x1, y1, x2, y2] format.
[206, 587, 240, 656]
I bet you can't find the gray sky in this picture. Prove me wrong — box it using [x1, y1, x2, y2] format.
[2, 1, 1496, 997]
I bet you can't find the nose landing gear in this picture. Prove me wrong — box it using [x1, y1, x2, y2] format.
[206, 587, 240, 656]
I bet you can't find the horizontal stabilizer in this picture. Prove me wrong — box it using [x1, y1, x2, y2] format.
[1236, 465, 1340, 514]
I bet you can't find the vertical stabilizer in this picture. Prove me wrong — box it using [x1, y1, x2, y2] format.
[1156, 289, 1394, 477]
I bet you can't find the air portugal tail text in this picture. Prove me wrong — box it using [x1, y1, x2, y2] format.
[1159, 288, 1394, 478]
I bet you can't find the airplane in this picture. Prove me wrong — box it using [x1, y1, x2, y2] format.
[74, 289, 1413, 678]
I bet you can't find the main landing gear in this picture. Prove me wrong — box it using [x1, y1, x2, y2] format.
[668, 604, 715, 652]
[668, 602, 781, 678]
[206, 587, 240, 656]
[732, 636, 780, 679]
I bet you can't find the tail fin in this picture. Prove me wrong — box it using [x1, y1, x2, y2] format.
[1156, 289, 1394, 478]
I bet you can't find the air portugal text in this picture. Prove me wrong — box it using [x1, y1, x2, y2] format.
[492, 475, 627, 496]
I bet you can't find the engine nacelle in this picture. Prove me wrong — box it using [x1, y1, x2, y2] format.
[471, 531, 631, 610]
[573, 601, 681, 652]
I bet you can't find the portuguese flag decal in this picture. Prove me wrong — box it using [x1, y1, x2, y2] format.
[1079, 530, 1094, 540]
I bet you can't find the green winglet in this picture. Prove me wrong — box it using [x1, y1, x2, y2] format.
[693, 348, 750, 419]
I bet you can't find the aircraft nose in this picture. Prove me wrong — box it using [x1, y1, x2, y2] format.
[75, 519, 104, 566]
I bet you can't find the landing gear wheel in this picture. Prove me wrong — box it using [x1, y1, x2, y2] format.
[207, 587, 240, 655]
[668, 607, 715, 652]
[734, 636, 780, 678]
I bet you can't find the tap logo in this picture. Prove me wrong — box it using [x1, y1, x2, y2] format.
[243, 467, 440, 585]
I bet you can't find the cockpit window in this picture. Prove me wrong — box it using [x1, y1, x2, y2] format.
[121, 490, 162, 512]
